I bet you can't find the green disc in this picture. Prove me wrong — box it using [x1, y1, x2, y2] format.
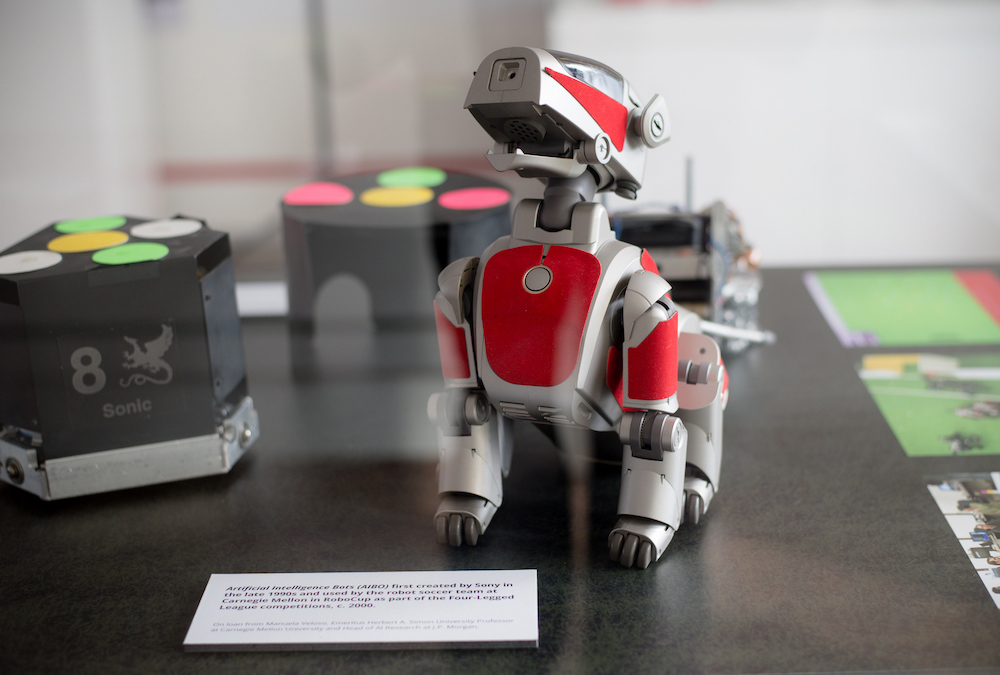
[376, 166, 446, 188]
[55, 216, 127, 234]
[92, 242, 169, 265]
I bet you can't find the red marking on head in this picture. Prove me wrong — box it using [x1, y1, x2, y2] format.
[544, 67, 628, 152]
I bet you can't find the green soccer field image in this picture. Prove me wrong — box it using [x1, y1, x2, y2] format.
[860, 353, 1000, 457]
[806, 269, 1000, 347]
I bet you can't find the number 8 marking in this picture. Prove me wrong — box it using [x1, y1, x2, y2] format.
[70, 346, 107, 395]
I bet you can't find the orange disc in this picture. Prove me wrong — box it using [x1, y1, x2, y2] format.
[359, 186, 434, 208]
[48, 230, 129, 253]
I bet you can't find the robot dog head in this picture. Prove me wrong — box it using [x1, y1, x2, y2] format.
[465, 47, 670, 199]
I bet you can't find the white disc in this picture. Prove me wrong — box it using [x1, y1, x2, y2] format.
[131, 218, 202, 239]
[0, 250, 63, 275]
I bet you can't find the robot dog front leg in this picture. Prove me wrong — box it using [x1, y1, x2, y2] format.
[609, 411, 688, 569]
[429, 389, 512, 547]
[608, 269, 689, 569]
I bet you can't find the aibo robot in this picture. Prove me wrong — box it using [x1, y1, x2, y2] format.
[428, 47, 727, 569]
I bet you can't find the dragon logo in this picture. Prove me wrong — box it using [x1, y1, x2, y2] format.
[120, 324, 174, 387]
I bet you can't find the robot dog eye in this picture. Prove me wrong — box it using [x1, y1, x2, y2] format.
[503, 118, 546, 144]
[550, 50, 625, 103]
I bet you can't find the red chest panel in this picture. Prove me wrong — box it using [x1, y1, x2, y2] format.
[481, 245, 602, 386]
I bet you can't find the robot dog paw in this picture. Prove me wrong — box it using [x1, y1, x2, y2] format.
[435, 494, 497, 547]
[608, 516, 675, 569]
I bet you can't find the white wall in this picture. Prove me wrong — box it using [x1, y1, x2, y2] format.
[5, 1, 996, 270]
[0, 0, 162, 249]
[551, 0, 1000, 267]
[0, 0, 546, 270]
[148, 0, 547, 267]
[148, 0, 313, 250]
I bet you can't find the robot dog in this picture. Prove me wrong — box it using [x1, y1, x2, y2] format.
[429, 47, 727, 569]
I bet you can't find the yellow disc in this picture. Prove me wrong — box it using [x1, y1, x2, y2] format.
[359, 186, 434, 208]
[48, 230, 129, 253]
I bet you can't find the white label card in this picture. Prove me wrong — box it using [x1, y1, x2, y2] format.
[183, 569, 538, 651]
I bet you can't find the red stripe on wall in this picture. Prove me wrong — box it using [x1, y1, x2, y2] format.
[159, 160, 314, 182]
[158, 155, 496, 183]
[955, 269, 1000, 326]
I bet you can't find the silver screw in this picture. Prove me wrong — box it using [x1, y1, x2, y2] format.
[5, 458, 24, 484]
[650, 113, 664, 138]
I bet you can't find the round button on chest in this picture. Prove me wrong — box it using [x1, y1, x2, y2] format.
[523, 265, 552, 293]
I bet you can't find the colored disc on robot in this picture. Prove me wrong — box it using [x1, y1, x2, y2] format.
[283, 182, 354, 206]
[92, 242, 169, 265]
[0, 250, 63, 275]
[376, 167, 447, 188]
[54, 216, 128, 234]
[438, 187, 511, 210]
[131, 218, 203, 239]
[48, 230, 129, 253]
[360, 186, 435, 208]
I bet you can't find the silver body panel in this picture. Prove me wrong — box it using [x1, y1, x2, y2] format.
[0, 396, 258, 500]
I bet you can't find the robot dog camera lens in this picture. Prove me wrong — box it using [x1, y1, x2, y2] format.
[490, 58, 526, 92]
[498, 61, 519, 80]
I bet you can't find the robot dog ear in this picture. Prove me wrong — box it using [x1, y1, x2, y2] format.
[634, 94, 670, 148]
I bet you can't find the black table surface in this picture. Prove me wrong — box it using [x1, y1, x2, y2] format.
[4, 267, 1000, 674]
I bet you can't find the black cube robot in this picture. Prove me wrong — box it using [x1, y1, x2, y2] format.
[0, 215, 259, 500]
[282, 167, 511, 333]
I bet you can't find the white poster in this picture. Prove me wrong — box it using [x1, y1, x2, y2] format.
[184, 569, 538, 650]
